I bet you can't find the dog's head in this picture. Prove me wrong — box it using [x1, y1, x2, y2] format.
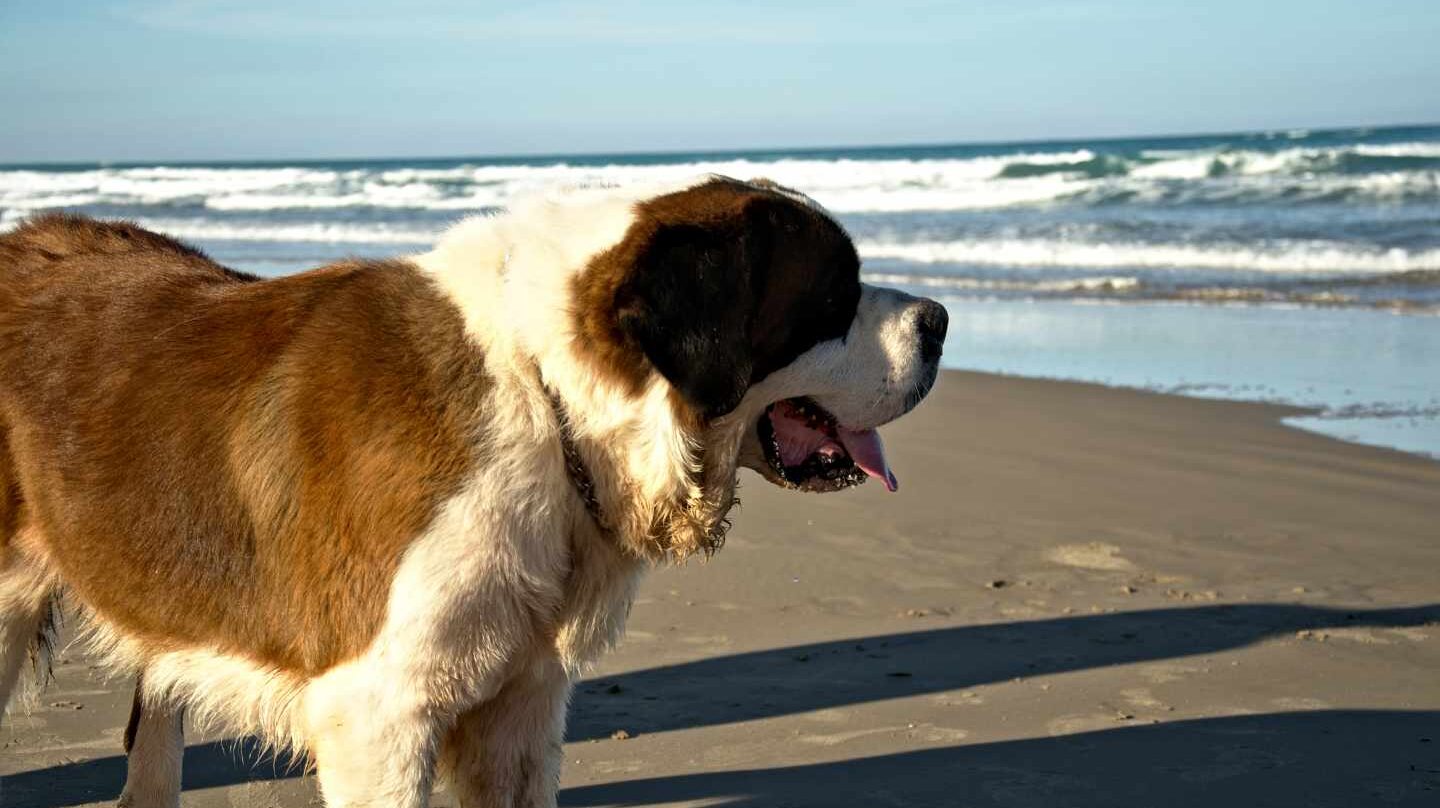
[431, 175, 946, 556]
[570, 176, 946, 497]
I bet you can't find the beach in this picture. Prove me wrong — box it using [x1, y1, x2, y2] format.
[5, 369, 1438, 807]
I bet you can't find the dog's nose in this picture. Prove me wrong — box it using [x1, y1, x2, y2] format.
[916, 300, 948, 362]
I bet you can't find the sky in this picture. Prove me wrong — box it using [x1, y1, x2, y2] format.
[2, 0, 1438, 163]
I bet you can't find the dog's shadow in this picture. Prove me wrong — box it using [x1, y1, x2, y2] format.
[565, 603, 1440, 741]
[4, 603, 1437, 807]
[563, 709, 1440, 807]
[0, 736, 303, 807]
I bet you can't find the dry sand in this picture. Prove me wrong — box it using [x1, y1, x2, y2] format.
[4, 370, 1438, 807]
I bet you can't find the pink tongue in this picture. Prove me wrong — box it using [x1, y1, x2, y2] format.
[838, 426, 898, 492]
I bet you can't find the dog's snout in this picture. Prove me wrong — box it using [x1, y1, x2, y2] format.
[915, 300, 948, 362]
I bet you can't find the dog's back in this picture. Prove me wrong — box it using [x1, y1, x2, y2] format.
[0, 212, 223, 277]
[0, 215, 490, 675]
[0, 213, 248, 558]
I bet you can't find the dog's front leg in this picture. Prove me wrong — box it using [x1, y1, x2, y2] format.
[305, 681, 444, 808]
[440, 655, 571, 808]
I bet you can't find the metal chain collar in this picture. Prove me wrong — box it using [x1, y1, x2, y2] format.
[544, 386, 609, 534]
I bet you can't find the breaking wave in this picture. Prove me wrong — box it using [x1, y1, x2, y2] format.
[111, 218, 443, 245]
[3, 125, 1438, 311]
[3, 138, 1438, 216]
[856, 238, 1440, 274]
[26, 215, 1434, 279]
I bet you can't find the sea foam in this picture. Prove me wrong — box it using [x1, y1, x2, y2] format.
[4, 139, 1436, 217]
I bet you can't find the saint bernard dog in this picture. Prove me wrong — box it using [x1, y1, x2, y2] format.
[0, 176, 947, 807]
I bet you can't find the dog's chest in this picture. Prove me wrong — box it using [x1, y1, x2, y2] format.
[553, 522, 647, 675]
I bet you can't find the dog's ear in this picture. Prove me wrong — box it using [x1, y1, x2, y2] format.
[615, 203, 774, 421]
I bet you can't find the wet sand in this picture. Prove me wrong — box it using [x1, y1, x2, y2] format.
[4, 370, 1439, 807]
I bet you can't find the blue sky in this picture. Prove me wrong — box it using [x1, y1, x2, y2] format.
[2, 0, 1438, 163]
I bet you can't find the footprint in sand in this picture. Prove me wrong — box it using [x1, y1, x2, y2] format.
[932, 690, 986, 707]
[799, 724, 969, 746]
[1139, 662, 1207, 684]
[798, 726, 904, 746]
[677, 634, 731, 647]
[813, 594, 869, 614]
[1388, 626, 1431, 642]
[911, 724, 971, 743]
[1272, 697, 1331, 710]
[589, 759, 648, 775]
[1044, 543, 1138, 572]
[1308, 626, 1432, 645]
[803, 708, 852, 724]
[1046, 713, 1125, 736]
[1120, 687, 1169, 711]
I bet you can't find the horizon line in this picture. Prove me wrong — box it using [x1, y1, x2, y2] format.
[3, 120, 1437, 171]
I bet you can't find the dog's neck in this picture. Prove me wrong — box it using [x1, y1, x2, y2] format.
[538, 367, 738, 562]
[415, 205, 738, 561]
[542, 384, 611, 539]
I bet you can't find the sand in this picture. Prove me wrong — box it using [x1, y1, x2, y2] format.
[4, 370, 1438, 807]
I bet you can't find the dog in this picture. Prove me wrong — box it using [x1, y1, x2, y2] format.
[0, 175, 947, 807]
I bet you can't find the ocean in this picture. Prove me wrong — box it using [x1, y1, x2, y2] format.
[2, 124, 1437, 458]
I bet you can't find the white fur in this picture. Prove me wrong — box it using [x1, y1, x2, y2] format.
[90, 623, 310, 755]
[418, 179, 709, 513]
[739, 283, 940, 430]
[118, 699, 184, 808]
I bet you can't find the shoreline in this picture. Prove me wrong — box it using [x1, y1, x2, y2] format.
[4, 369, 1438, 807]
[954, 364, 1440, 465]
[932, 298, 1440, 462]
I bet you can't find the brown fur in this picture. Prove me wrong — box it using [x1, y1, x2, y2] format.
[572, 178, 860, 426]
[0, 212, 216, 278]
[0, 215, 491, 673]
[0, 419, 20, 566]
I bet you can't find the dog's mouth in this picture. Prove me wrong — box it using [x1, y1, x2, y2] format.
[754, 397, 897, 493]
